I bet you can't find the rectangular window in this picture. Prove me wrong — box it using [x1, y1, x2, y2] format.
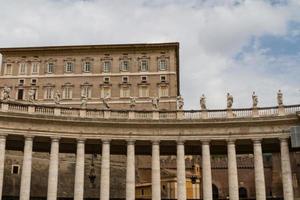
[103, 61, 111, 73]
[19, 79, 25, 85]
[45, 87, 54, 99]
[63, 87, 72, 99]
[31, 79, 37, 85]
[47, 63, 54, 73]
[139, 86, 149, 97]
[120, 87, 130, 98]
[101, 87, 111, 98]
[11, 165, 20, 174]
[121, 60, 129, 71]
[159, 86, 169, 97]
[65, 62, 74, 73]
[5, 64, 12, 75]
[141, 76, 148, 83]
[19, 63, 26, 74]
[32, 63, 39, 74]
[122, 76, 128, 83]
[83, 62, 91, 72]
[159, 59, 167, 71]
[140, 60, 148, 72]
[103, 77, 110, 84]
[81, 87, 91, 98]
[160, 75, 166, 83]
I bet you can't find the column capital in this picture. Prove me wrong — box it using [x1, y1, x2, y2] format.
[279, 137, 289, 143]
[177, 140, 185, 145]
[0, 134, 7, 139]
[152, 140, 160, 145]
[102, 139, 111, 144]
[252, 138, 262, 144]
[50, 136, 60, 142]
[127, 139, 135, 145]
[24, 135, 34, 141]
[76, 138, 86, 143]
[226, 139, 236, 144]
[201, 139, 211, 145]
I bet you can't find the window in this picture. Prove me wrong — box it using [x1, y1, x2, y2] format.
[101, 87, 111, 98]
[141, 76, 148, 83]
[65, 62, 74, 73]
[31, 79, 37, 86]
[63, 87, 72, 99]
[11, 165, 20, 174]
[47, 63, 54, 73]
[103, 77, 110, 84]
[19, 63, 26, 74]
[122, 76, 128, 83]
[160, 75, 166, 83]
[158, 59, 167, 71]
[81, 87, 91, 98]
[19, 79, 25, 85]
[120, 87, 130, 98]
[83, 62, 91, 72]
[120, 60, 129, 71]
[45, 87, 54, 99]
[140, 60, 148, 72]
[139, 86, 149, 97]
[103, 61, 111, 73]
[159, 86, 169, 97]
[32, 63, 39, 74]
[5, 64, 12, 75]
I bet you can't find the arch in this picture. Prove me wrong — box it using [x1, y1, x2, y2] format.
[239, 187, 248, 199]
[212, 184, 219, 199]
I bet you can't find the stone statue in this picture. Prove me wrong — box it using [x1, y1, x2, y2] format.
[102, 94, 110, 109]
[277, 89, 283, 106]
[28, 89, 35, 103]
[176, 96, 184, 110]
[2, 86, 11, 101]
[54, 90, 61, 104]
[227, 93, 233, 109]
[152, 97, 159, 110]
[130, 97, 136, 109]
[200, 94, 206, 110]
[81, 94, 88, 109]
[252, 91, 258, 108]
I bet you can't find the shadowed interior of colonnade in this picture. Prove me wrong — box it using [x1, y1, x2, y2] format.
[2, 134, 299, 200]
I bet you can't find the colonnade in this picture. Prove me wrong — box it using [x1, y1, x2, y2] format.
[0, 135, 295, 200]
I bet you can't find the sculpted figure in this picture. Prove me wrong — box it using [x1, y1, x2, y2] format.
[54, 90, 61, 104]
[81, 94, 88, 109]
[227, 93, 233, 109]
[252, 91, 258, 108]
[2, 86, 11, 101]
[277, 89, 283, 106]
[200, 94, 206, 110]
[152, 97, 159, 110]
[103, 94, 110, 109]
[130, 97, 136, 109]
[176, 96, 184, 110]
[28, 89, 35, 103]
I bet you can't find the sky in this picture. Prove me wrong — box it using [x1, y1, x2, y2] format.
[0, 0, 299, 109]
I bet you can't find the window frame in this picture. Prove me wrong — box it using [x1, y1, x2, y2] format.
[65, 62, 74, 73]
[83, 61, 92, 73]
[158, 59, 167, 71]
[4, 63, 13, 75]
[31, 63, 39, 74]
[103, 61, 111, 73]
[19, 63, 27, 75]
[140, 60, 149, 72]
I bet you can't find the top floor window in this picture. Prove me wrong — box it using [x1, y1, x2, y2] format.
[65, 62, 74, 73]
[4, 64, 12, 75]
[103, 61, 111, 73]
[83, 62, 91, 72]
[140, 60, 148, 72]
[120, 60, 129, 72]
[32, 63, 39, 74]
[158, 59, 167, 71]
[19, 63, 26, 75]
[47, 63, 54, 73]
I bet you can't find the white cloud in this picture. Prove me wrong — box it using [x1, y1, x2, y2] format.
[0, 0, 299, 109]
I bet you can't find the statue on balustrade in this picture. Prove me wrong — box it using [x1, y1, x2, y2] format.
[28, 89, 36, 103]
[103, 93, 110, 109]
[252, 91, 258, 108]
[176, 96, 184, 110]
[227, 93, 233, 109]
[81, 94, 88, 109]
[152, 97, 159, 110]
[130, 97, 136, 109]
[200, 94, 207, 110]
[54, 90, 61, 104]
[2, 86, 11, 101]
[277, 90, 283, 106]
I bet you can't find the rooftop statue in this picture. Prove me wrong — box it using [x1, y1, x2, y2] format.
[152, 97, 159, 110]
[130, 97, 136, 109]
[28, 89, 36, 103]
[227, 93, 233, 109]
[103, 94, 110, 109]
[200, 94, 206, 110]
[252, 91, 258, 108]
[176, 96, 184, 110]
[277, 90, 283, 106]
[54, 90, 61, 104]
[2, 86, 11, 101]
[81, 94, 88, 109]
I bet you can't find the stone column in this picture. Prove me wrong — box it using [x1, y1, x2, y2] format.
[280, 138, 294, 200]
[100, 139, 110, 200]
[177, 141, 186, 200]
[20, 136, 33, 200]
[253, 139, 266, 200]
[0, 135, 6, 200]
[126, 140, 135, 200]
[74, 139, 85, 200]
[152, 141, 161, 200]
[47, 137, 60, 200]
[202, 140, 212, 200]
[227, 139, 239, 200]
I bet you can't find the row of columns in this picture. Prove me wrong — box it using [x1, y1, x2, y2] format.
[0, 135, 295, 200]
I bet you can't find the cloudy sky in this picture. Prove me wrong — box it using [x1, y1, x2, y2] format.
[0, 0, 299, 109]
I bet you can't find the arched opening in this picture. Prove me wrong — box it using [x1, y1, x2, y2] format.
[239, 187, 248, 199]
[212, 184, 219, 199]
